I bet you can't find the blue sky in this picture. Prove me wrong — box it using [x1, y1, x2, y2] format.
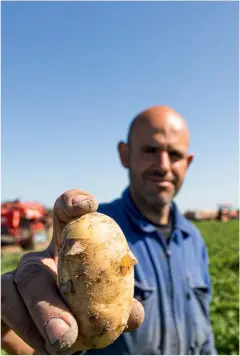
[2, 1, 239, 212]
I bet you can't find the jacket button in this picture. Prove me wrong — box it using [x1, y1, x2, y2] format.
[186, 292, 191, 300]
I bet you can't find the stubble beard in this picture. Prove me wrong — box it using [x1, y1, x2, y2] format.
[129, 170, 172, 214]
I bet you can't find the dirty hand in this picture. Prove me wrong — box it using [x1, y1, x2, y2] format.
[1, 189, 144, 355]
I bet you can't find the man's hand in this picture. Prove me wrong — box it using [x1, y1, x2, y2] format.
[1, 189, 144, 355]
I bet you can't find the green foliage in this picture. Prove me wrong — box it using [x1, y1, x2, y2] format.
[1, 221, 239, 355]
[1, 252, 24, 356]
[1, 252, 23, 274]
[194, 221, 239, 355]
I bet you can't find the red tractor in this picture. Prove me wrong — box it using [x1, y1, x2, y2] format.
[1, 199, 52, 250]
[217, 203, 239, 222]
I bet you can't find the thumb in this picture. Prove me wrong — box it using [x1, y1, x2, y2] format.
[51, 189, 98, 255]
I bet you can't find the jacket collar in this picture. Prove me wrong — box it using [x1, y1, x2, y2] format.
[122, 187, 190, 236]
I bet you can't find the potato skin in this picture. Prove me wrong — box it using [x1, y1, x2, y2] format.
[58, 212, 138, 351]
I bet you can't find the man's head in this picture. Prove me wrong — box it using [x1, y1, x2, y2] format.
[118, 105, 194, 210]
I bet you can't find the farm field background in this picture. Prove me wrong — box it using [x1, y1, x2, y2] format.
[1, 221, 239, 355]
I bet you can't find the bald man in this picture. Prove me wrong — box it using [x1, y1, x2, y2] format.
[1, 106, 217, 355]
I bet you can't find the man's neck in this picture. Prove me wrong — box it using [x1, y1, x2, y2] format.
[129, 189, 171, 226]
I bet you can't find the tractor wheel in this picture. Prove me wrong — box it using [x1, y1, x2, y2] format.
[19, 237, 35, 250]
[18, 228, 35, 250]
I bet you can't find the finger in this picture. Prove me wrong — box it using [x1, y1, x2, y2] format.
[1, 321, 35, 355]
[53, 189, 98, 252]
[125, 298, 145, 332]
[14, 258, 79, 354]
[58, 297, 145, 355]
[1, 272, 47, 354]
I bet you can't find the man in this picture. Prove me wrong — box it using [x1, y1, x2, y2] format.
[1, 106, 217, 355]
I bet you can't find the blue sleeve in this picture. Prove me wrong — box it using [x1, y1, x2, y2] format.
[200, 242, 218, 355]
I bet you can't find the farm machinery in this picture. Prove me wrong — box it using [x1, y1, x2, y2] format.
[216, 204, 239, 222]
[1, 199, 53, 250]
[184, 203, 239, 222]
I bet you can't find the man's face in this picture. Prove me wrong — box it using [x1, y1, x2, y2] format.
[125, 117, 193, 209]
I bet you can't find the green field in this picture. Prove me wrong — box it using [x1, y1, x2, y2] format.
[1, 221, 239, 355]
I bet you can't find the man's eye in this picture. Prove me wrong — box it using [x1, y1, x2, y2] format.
[170, 151, 183, 160]
[143, 147, 157, 154]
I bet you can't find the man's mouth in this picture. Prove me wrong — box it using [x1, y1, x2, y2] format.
[146, 175, 174, 187]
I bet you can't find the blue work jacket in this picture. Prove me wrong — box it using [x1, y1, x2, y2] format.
[84, 188, 217, 355]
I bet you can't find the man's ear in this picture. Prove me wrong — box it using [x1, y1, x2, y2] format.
[117, 141, 130, 169]
[187, 153, 194, 168]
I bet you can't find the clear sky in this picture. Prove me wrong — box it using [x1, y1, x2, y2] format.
[2, 1, 239, 212]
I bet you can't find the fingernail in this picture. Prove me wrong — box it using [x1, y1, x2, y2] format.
[72, 194, 96, 209]
[72, 194, 91, 205]
[45, 317, 69, 345]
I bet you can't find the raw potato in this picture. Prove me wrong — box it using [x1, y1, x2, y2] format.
[58, 212, 138, 351]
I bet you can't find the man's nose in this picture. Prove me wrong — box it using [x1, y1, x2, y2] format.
[156, 151, 171, 174]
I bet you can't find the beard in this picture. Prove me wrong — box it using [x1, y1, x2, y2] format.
[128, 169, 175, 212]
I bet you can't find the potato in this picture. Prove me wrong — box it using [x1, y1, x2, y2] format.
[58, 212, 138, 351]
